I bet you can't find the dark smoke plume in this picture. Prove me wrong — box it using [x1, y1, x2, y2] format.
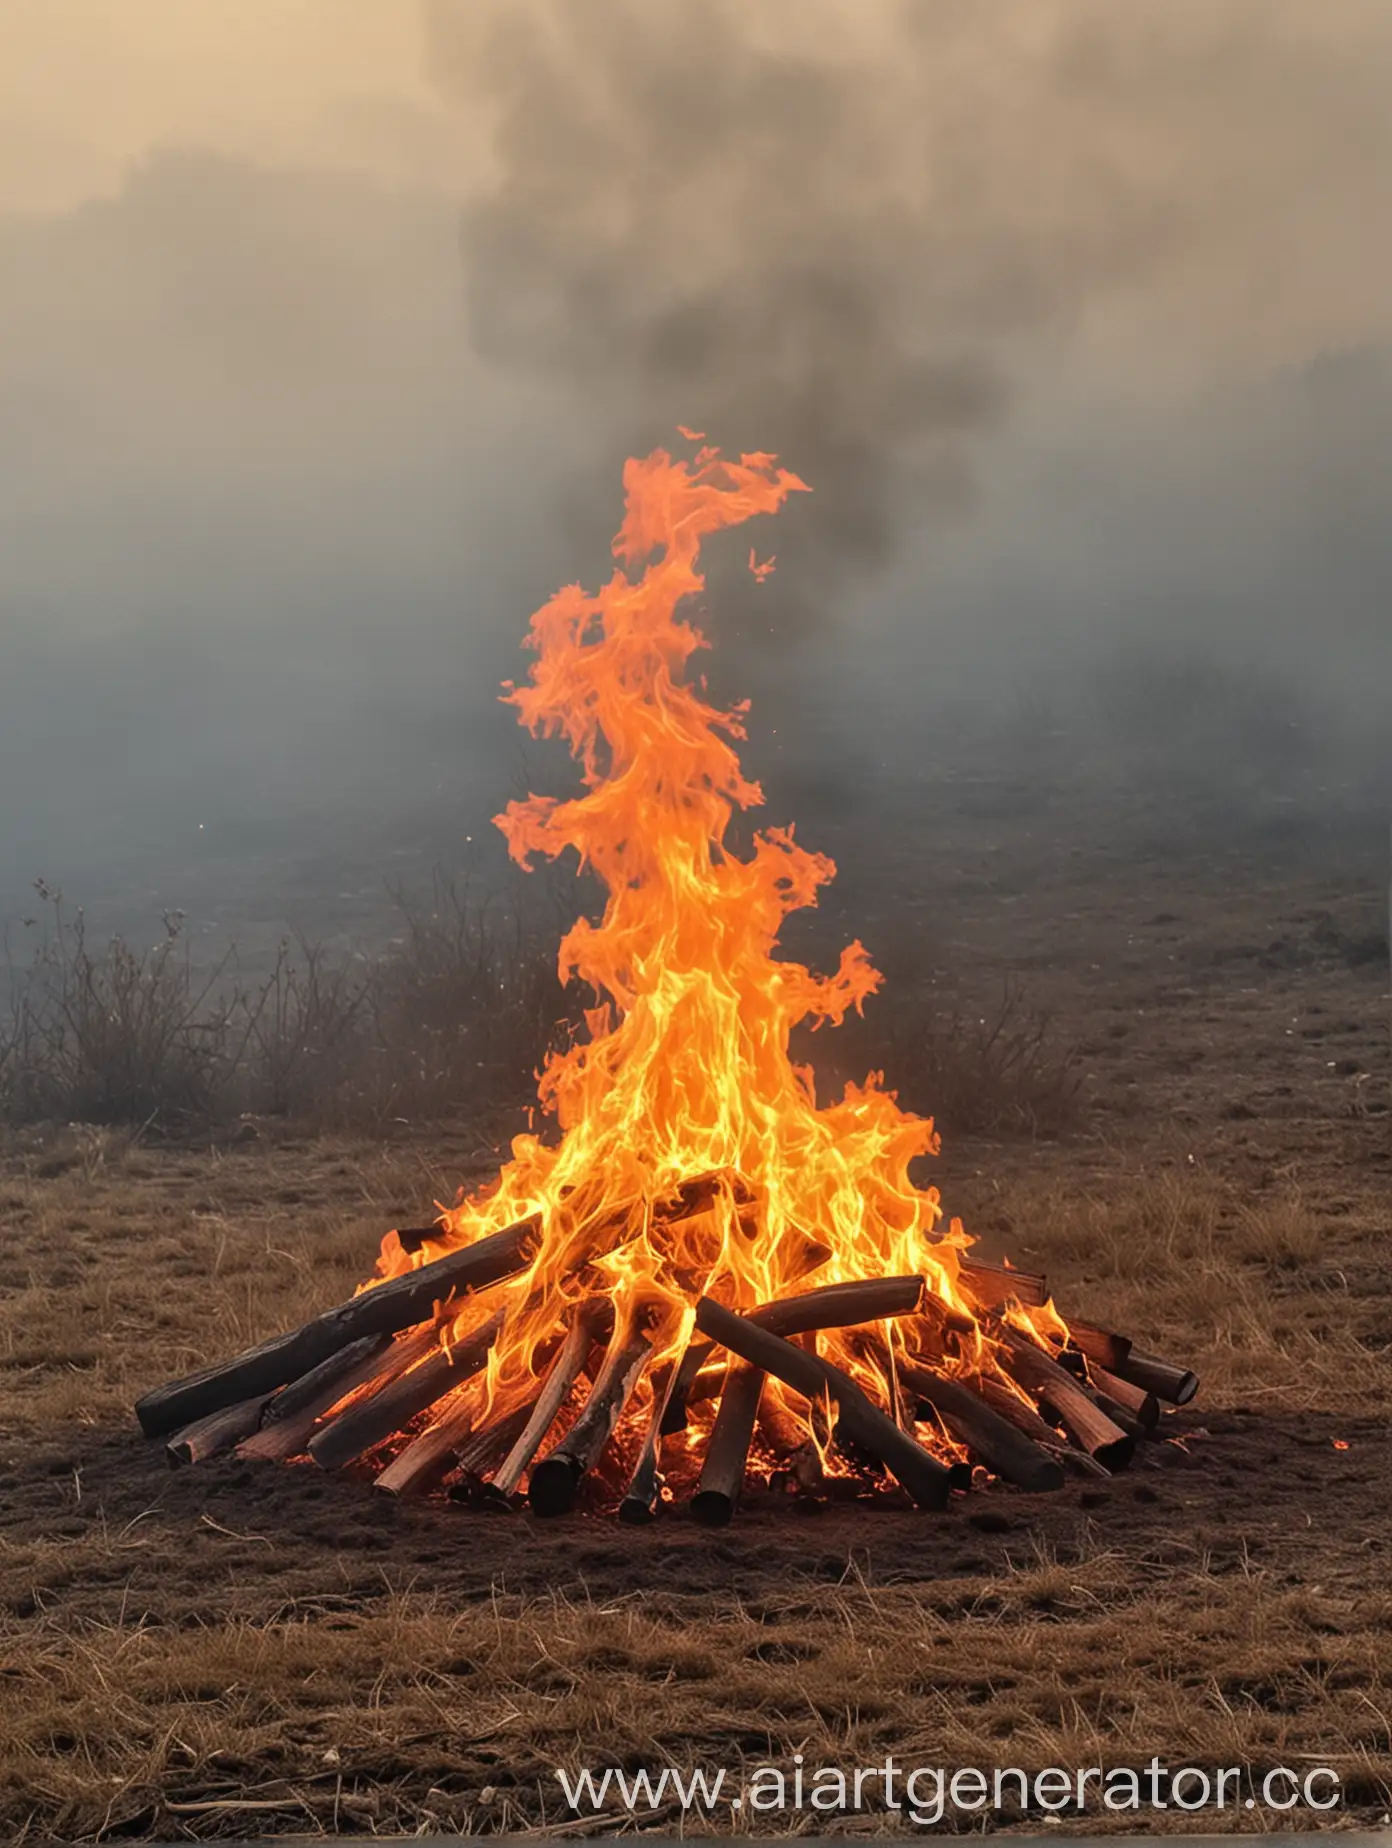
[428, 0, 1392, 614]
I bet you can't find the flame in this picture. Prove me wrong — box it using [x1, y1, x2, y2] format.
[364, 440, 1062, 1484]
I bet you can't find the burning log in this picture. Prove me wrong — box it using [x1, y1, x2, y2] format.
[618, 1362, 677, 1524]
[657, 1168, 756, 1220]
[490, 1298, 614, 1501]
[995, 1326, 1134, 1472]
[166, 1393, 273, 1467]
[529, 1297, 664, 1516]
[393, 1225, 447, 1256]
[917, 1295, 975, 1347]
[135, 1216, 541, 1439]
[957, 1258, 1048, 1309]
[657, 1346, 727, 1435]
[449, 1398, 543, 1499]
[308, 1310, 505, 1471]
[374, 1385, 482, 1497]
[757, 1274, 924, 1337]
[691, 1359, 767, 1527]
[661, 1274, 924, 1435]
[1113, 1348, 1200, 1406]
[380, 1386, 552, 1499]
[694, 1296, 955, 1510]
[758, 1389, 825, 1493]
[898, 1361, 1064, 1494]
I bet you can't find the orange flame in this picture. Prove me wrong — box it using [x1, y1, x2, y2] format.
[366, 442, 1057, 1475]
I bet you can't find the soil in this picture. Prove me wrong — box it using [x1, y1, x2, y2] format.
[8, 1407, 1387, 1625]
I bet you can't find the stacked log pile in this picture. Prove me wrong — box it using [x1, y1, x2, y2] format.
[136, 1175, 1197, 1524]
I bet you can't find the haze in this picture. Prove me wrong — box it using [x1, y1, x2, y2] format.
[3, 0, 1390, 956]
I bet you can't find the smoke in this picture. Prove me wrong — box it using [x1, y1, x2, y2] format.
[429, 0, 1392, 605]
[4, 3, 1392, 941]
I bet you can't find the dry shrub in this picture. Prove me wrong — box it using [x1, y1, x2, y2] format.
[0, 877, 582, 1135]
[0, 885, 234, 1128]
[812, 980, 1080, 1138]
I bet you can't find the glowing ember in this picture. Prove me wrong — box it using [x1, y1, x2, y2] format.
[358, 434, 1073, 1491]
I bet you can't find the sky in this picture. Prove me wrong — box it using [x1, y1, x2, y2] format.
[2, 0, 1390, 937]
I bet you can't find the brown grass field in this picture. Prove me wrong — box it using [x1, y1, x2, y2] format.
[1, 788, 1389, 1840]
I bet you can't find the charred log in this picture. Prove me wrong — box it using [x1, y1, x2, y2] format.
[694, 1296, 955, 1510]
[237, 1324, 438, 1464]
[619, 1362, 677, 1525]
[957, 1258, 1048, 1309]
[490, 1298, 614, 1502]
[757, 1274, 925, 1337]
[995, 1327, 1134, 1472]
[447, 1399, 544, 1502]
[656, 1169, 756, 1220]
[1088, 1389, 1146, 1442]
[757, 1388, 825, 1493]
[1114, 1348, 1200, 1406]
[661, 1275, 924, 1436]
[393, 1226, 446, 1256]
[691, 1360, 766, 1527]
[135, 1215, 541, 1438]
[898, 1361, 1064, 1493]
[529, 1298, 664, 1516]
[263, 1334, 392, 1423]
[166, 1393, 272, 1467]
[374, 1387, 481, 1497]
[1059, 1319, 1133, 1373]
[1085, 1362, 1160, 1431]
[309, 1311, 504, 1471]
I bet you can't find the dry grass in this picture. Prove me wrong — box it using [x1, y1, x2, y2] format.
[0, 1560, 1388, 1838]
[981, 1163, 1392, 1416]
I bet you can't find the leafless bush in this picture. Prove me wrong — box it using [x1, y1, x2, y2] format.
[0, 885, 235, 1127]
[816, 980, 1080, 1138]
[0, 876, 578, 1135]
[902, 985, 1081, 1135]
[232, 935, 373, 1120]
[233, 875, 579, 1129]
[351, 872, 575, 1125]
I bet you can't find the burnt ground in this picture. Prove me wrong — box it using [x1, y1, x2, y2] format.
[1, 779, 1390, 1840]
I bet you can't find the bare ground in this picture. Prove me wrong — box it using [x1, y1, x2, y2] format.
[1, 786, 1389, 1840]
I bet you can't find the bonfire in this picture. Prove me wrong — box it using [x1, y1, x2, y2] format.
[136, 438, 1197, 1522]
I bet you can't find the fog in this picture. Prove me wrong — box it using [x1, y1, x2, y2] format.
[3, 1, 1390, 951]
